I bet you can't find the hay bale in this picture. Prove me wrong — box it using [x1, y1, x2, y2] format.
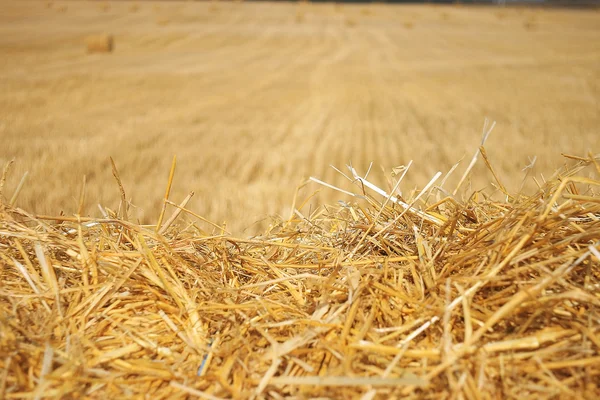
[85, 34, 114, 54]
[0, 153, 599, 398]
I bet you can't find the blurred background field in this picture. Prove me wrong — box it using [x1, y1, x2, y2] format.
[0, 0, 598, 234]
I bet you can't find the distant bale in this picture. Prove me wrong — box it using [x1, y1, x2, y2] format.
[523, 18, 536, 31]
[85, 34, 114, 54]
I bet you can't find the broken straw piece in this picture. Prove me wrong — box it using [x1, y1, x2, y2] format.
[348, 166, 444, 226]
[311, 166, 444, 226]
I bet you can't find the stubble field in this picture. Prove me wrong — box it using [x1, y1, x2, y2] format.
[1, 1, 599, 234]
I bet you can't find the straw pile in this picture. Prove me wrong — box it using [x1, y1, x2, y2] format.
[0, 152, 599, 399]
[85, 34, 113, 54]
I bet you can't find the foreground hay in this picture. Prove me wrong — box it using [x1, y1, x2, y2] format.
[0, 155, 599, 399]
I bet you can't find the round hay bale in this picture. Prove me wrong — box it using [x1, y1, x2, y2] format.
[85, 34, 114, 54]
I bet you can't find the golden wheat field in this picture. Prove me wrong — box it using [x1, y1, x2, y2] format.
[0, 1, 599, 234]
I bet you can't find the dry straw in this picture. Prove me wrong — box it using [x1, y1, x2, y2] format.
[85, 34, 114, 54]
[0, 150, 599, 399]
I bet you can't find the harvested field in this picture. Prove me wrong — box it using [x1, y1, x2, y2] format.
[0, 1, 598, 234]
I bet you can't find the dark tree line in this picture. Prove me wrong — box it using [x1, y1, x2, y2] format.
[305, 0, 600, 5]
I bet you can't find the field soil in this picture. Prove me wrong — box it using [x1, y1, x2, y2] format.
[1, 1, 599, 234]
